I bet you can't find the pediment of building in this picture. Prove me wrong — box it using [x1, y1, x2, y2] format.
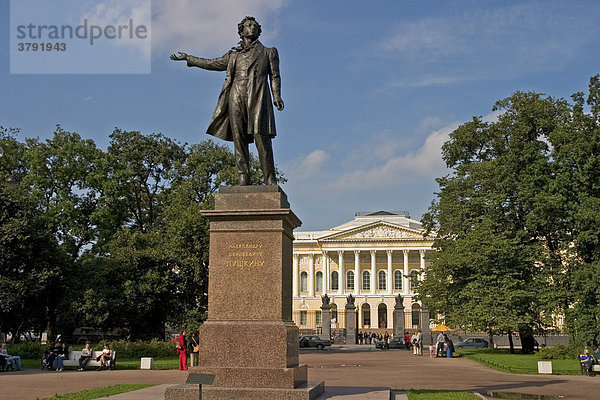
[320, 221, 430, 242]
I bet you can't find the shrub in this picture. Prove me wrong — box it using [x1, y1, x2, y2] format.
[536, 344, 581, 360]
[107, 339, 177, 358]
[4, 339, 178, 359]
[3, 342, 46, 359]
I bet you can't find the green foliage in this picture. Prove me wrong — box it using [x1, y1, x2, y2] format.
[3, 341, 46, 359]
[406, 390, 480, 400]
[39, 384, 154, 400]
[420, 75, 600, 351]
[107, 339, 177, 358]
[1, 125, 286, 341]
[536, 344, 581, 360]
[0, 181, 68, 340]
[9, 339, 176, 359]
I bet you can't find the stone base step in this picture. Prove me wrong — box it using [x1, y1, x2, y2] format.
[165, 381, 325, 400]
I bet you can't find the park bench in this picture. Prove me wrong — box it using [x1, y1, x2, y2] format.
[62, 350, 117, 370]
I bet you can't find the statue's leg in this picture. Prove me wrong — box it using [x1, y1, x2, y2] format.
[254, 134, 277, 185]
[229, 87, 251, 185]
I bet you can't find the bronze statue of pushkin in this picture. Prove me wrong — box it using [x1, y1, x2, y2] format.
[171, 16, 284, 186]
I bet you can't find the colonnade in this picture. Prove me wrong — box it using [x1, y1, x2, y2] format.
[292, 249, 427, 298]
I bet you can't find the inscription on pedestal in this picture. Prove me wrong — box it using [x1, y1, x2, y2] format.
[226, 243, 265, 267]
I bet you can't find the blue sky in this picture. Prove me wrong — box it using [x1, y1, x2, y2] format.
[1, 0, 599, 231]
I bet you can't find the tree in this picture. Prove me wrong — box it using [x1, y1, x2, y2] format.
[551, 75, 600, 346]
[0, 125, 287, 340]
[420, 90, 572, 353]
[23, 126, 102, 258]
[0, 178, 67, 341]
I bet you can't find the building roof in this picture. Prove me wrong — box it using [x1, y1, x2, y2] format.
[294, 211, 433, 242]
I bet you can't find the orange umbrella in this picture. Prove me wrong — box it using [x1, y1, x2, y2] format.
[431, 324, 453, 332]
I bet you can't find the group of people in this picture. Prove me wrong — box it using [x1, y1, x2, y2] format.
[0, 343, 22, 371]
[407, 331, 423, 355]
[435, 332, 455, 358]
[175, 329, 200, 371]
[579, 346, 600, 376]
[43, 341, 112, 371]
[357, 331, 389, 345]
[356, 330, 424, 354]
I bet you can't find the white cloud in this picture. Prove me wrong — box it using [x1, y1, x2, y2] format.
[343, 129, 408, 169]
[380, 18, 463, 63]
[329, 111, 504, 194]
[286, 149, 328, 181]
[82, 0, 152, 56]
[152, 0, 285, 55]
[332, 122, 456, 193]
[377, 2, 597, 86]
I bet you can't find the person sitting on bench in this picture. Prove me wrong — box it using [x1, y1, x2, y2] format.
[580, 350, 594, 376]
[96, 343, 112, 371]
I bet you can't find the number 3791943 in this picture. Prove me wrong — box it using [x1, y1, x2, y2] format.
[18, 42, 67, 52]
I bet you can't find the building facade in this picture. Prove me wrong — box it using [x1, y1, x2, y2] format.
[292, 211, 435, 333]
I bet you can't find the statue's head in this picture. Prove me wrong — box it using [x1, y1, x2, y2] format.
[238, 16, 262, 40]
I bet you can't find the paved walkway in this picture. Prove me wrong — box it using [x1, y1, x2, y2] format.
[1, 347, 599, 399]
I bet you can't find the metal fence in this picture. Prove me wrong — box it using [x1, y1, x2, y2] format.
[292, 309, 428, 336]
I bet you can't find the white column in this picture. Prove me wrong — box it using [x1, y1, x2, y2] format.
[386, 250, 393, 295]
[293, 254, 299, 297]
[308, 254, 315, 297]
[370, 250, 376, 294]
[338, 251, 345, 294]
[354, 250, 360, 295]
[323, 252, 328, 294]
[403, 250, 409, 295]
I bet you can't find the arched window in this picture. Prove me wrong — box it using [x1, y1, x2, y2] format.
[378, 303, 387, 329]
[394, 270, 402, 290]
[347, 270, 354, 290]
[331, 271, 339, 291]
[316, 271, 323, 293]
[300, 271, 308, 292]
[378, 270, 386, 290]
[362, 270, 370, 291]
[410, 270, 419, 290]
[362, 303, 371, 328]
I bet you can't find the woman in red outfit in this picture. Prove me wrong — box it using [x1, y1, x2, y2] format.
[177, 329, 188, 370]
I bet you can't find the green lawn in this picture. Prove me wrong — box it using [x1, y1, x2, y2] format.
[38, 384, 154, 399]
[406, 389, 480, 399]
[456, 348, 581, 375]
[22, 357, 180, 370]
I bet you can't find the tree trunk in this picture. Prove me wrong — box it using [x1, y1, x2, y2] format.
[519, 327, 536, 354]
[487, 331, 494, 349]
[508, 330, 514, 354]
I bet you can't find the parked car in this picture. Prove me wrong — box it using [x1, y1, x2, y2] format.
[299, 335, 331, 350]
[64, 327, 127, 344]
[454, 337, 489, 348]
[375, 336, 405, 350]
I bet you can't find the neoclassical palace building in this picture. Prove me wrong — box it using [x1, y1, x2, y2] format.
[292, 211, 435, 333]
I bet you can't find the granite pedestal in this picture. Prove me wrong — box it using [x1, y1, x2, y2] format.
[166, 185, 324, 400]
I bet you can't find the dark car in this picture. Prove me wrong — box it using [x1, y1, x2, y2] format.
[299, 335, 331, 350]
[454, 337, 489, 349]
[376, 336, 405, 350]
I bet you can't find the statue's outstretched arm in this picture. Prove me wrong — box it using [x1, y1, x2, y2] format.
[170, 51, 230, 72]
